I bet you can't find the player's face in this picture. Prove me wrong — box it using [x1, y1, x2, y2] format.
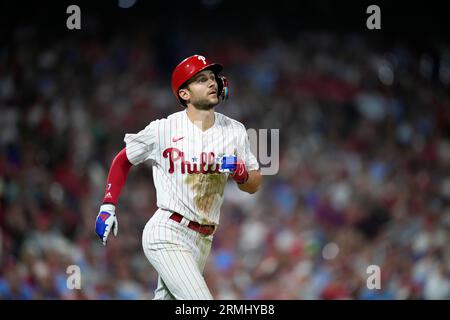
[185, 70, 219, 110]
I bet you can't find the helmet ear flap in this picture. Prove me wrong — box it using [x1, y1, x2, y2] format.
[217, 75, 229, 101]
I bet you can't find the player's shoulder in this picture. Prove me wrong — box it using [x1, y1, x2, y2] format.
[144, 110, 184, 128]
[215, 112, 247, 132]
[166, 110, 186, 121]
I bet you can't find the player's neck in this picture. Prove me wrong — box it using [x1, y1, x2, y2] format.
[186, 106, 215, 132]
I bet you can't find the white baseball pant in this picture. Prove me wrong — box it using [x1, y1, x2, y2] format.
[142, 208, 214, 300]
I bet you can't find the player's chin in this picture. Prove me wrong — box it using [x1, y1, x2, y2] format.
[209, 96, 219, 105]
[195, 98, 219, 110]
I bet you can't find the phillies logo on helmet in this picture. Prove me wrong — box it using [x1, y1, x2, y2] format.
[197, 55, 207, 64]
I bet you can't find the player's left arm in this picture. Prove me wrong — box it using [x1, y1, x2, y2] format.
[233, 124, 262, 194]
[237, 169, 262, 194]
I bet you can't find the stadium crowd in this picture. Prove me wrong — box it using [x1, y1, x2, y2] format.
[1, 23, 449, 299]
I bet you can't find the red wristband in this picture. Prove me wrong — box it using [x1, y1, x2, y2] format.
[232, 159, 249, 184]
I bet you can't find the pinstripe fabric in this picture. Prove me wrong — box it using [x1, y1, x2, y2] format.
[124, 110, 259, 225]
[125, 109, 259, 299]
[142, 209, 213, 300]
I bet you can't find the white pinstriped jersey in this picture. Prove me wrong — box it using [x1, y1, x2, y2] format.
[124, 109, 259, 225]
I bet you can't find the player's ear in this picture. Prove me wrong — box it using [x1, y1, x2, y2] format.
[178, 88, 190, 102]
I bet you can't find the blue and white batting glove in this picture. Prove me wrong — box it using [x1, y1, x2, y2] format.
[95, 204, 118, 246]
[219, 155, 238, 173]
[219, 155, 249, 184]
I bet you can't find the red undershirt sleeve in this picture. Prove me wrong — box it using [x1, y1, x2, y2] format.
[102, 147, 132, 206]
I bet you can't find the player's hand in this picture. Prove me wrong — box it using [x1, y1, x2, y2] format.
[219, 155, 249, 184]
[95, 204, 118, 246]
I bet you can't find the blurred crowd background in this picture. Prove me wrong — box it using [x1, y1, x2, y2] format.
[1, 1, 450, 299]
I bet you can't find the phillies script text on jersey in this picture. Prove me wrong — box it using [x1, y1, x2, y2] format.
[124, 110, 259, 224]
[163, 147, 221, 174]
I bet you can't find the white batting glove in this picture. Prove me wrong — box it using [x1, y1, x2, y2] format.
[95, 204, 118, 246]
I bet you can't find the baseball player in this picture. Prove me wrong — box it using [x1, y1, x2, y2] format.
[95, 55, 262, 300]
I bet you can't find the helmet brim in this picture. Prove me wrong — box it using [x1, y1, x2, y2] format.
[204, 63, 223, 75]
[178, 63, 223, 90]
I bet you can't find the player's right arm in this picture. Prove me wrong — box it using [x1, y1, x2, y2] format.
[95, 148, 132, 245]
[95, 120, 159, 245]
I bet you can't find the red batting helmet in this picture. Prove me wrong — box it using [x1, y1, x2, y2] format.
[171, 54, 229, 103]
